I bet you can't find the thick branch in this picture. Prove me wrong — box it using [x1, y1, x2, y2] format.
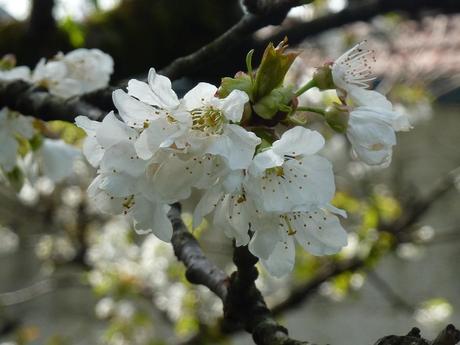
[0, 79, 105, 121]
[159, 0, 304, 81]
[225, 245, 308, 345]
[168, 203, 229, 300]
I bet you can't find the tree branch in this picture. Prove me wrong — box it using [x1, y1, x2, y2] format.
[168, 203, 229, 300]
[0, 79, 105, 121]
[256, 0, 460, 49]
[224, 245, 308, 345]
[158, 0, 306, 81]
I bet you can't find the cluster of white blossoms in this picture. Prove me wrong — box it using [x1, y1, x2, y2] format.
[0, 49, 113, 182]
[330, 41, 412, 166]
[77, 67, 350, 277]
[0, 42, 411, 277]
[1, 48, 113, 98]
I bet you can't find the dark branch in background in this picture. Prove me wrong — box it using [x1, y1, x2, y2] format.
[25, 0, 60, 60]
[28, 0, 56, 37]
[0, 79, 105, 121]
[158, 0, 305, 81]
[0, 274, 84, 307]
[257, 0, 460, 49]
[367, 271, 414, 313]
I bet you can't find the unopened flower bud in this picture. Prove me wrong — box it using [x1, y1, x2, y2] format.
[313, 64, 334, 90]
[0, 54, 17, 70]
[325, 104, 349, 133]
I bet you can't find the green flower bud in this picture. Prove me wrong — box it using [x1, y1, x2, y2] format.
[325, 104, 349, 133]
[313, 64, 334, 90]
[0, 54, 17, 70]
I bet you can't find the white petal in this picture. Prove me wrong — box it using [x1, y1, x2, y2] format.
[147, 68, 180, 108]
[82, 137, 104, 167]
[98, 173, 137, 197]
[216, 89, 248, 123]
[206, 124, 260, 170]
[131, 197, 172, 242]
[348, 86, 392, 110]
[182, 82, 217, 110]
[100, 142, 145, 177]
[290, 209, 347, 256]
[96, 112, 138, 149]
[0, 134, 18, 172]
[193, 186, 223, 228]
[134, 118, 183, 160]
[260, 233, 295, 278]
[248, 217, 281, 260]
[272, 127, 325, 157]
[213, 194, 251, 246]
[249, 149, 284, 176]
[75, 115, 100, 136]
[246, 155, 335, 213]
[40, 139, 79, 182]
[152, 154, 204, 203]
[113, 89, 160, 127]
[87, 176, 124, 214]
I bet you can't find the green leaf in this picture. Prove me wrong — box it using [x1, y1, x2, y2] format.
[253, 39, 298, 101]
[219, 73, 253, 100]
[59, 16, 85, 47]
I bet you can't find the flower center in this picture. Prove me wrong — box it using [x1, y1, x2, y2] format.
[191, 107, 225, 134]
[265, 166, 284, 178]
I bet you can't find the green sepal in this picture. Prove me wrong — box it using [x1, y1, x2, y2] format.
[252, 128, 277, 154]
[325, 104, 349, 133]
[6, 166, 24, 192]
[16, 136, 31, 157]
[253, 86, 294, 120]
[253, 39, 298, 101]
[29, 134, 44, 151]
[0, 54, 16, 70]
[219, 72, 254, 101]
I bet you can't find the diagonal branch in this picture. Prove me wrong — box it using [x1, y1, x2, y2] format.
[0, 79, 105, 121]
[158, 0, 306, 81]
[168, 203, 229, 300]
[256, 0, 460, 49]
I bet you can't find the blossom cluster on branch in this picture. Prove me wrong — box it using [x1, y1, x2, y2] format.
[71, 40, 411, 277]
[0, 49, 113, 187]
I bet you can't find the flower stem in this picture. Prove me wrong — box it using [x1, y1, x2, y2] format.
[296, 106, 325, 116]
[294, 79, 316, 96]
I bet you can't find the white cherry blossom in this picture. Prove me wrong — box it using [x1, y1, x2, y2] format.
[0, 108, 34, 172]
[32, 48, 113, 98]
[0, 66, 31, 81]
[331, 41, 376, 93]
[39, 139, 80, 182]
[245, 126, 335, 213]
[256, 208, 348, 277]
[346, 86, 411, 166]
[181, 82, 260, 170]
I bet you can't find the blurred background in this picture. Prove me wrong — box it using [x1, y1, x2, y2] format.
[0, 1, 460, 345]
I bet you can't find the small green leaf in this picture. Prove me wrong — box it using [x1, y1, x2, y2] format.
[253, 39, 298, 101]
[219, 73, 253, 100]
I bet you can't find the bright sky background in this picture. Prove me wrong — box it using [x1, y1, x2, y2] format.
[0, 0, 120, 21]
